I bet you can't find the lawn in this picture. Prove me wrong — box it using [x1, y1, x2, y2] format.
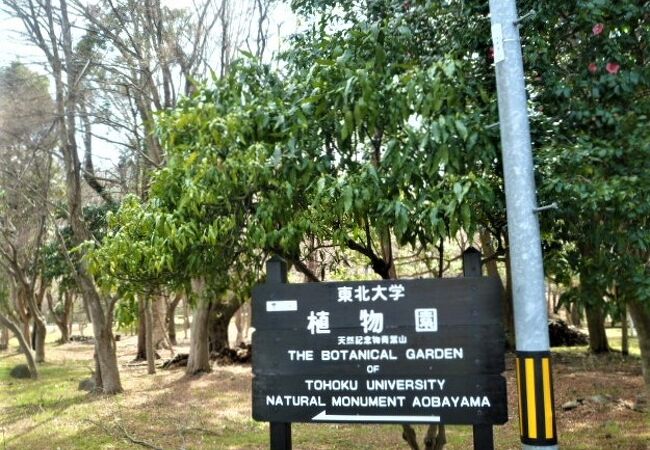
[0, 329, 648, 449]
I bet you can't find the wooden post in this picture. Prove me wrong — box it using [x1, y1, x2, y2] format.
[266, 256, 292, 450]
[463, 247, 495, 450]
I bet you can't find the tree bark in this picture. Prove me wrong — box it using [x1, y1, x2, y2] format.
[627, 298, 650, 395]
[33, 318, 46, 363]
[187, 299, 211, 375]
[183, 297, 190, 339]
[136, 299, 147, 361]
[208, 294, 240, 355]
[570, 302, 582, 327]
[145, 296, 156, 375]
[585, 303, 609, 353]
[47, 290, 72, 343]
[0, 325, 8, 351]
[234, 302, 251, 346]
[152, 296, 167, 349]
[0, 314, 38, 378]
[480, 231, 514, 349]
[166, 294, 182, 346]
[621, 303, 629, 356]
[137, 295, 167, 360]
[187, 277, 211, 375]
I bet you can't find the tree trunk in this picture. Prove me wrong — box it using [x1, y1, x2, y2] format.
[152, 296, 167, 349]
[0, 325, 8, 351]
[0, 314, 37, 378]
[136, 300, 147, 361]
[93, 350, 102, 392]
[585, 303, 609, 353]
[47, 290, 72, 344]
[183, 298, 190, 339]
[80, 274, 123, 394]
[33, 317, 46, 363]
[145, 296, 156, 375]
[234, 302, 251, 346]
[480, 231, 514, 349]
[187, 299, 211, 375]
[166, 294, 181, 346]
[621, 303, 629, 356]
[627, 299, 650, 395]
[208, 295, 240, 355]
[502, 246, 516, 350]
[137, 296, 167, 361]
[570, 302, 582, 327]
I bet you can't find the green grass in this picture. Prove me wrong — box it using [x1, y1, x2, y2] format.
[606, 327, 641, 356]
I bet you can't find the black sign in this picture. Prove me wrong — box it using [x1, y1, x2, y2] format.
[252, 277, 507, 425]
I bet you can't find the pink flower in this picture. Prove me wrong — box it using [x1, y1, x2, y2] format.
[588, 63, 598, 74]
[606, 62, 620, 74]
[592, 23, 604, 36]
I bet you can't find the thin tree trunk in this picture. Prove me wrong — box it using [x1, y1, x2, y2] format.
[627, 299, 650, 395]
[183, 298, 190, 339]
[137, 296, 167, 360]
[0, 325, 8, 351]
[145, 296, 156, 375]
[570, 302, 581, 327]
[480, 231, 514, 349]
[503, 241, 516, 349]
[166, 294, 181, 346]
[47, 290, 72, 343]
[136, 300, 147, 361]
[0, 314, 38, 378]
[622, 303, 629, 356]
[585, 303, 609, 353]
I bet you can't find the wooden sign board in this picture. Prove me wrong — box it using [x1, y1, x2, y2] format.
[252, 277, 507, 425]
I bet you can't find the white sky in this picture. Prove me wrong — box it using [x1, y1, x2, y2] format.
[0, 1, 299, 170]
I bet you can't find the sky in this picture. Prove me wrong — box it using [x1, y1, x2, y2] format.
[0, 1, 298, 170]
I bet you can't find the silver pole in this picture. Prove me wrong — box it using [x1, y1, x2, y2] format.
[488, 0, 558, 449]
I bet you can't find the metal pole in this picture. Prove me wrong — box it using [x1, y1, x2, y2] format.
[488, 1, 558, 449]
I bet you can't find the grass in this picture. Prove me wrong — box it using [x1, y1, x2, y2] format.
[0, 328, 648, 449]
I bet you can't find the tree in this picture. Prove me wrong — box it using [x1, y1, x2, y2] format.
[2, 0, 124, 393]
[526, 0, 649, 378]
[0, 270, 38, 378]
[0, 62, 57, 363]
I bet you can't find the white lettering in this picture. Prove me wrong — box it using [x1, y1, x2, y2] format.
[405, 348, 464, 360]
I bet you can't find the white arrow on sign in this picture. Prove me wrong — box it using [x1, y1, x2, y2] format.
[312, 411, 440, 423]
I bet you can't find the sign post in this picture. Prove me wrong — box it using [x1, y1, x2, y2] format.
[252, 252, 507, 449]
[464, 248, 494, 450]
[265, 256, 292, 450]
[488, 0, 558, 448]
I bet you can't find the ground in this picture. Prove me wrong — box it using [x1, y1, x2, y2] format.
[0, 328, 648, 450]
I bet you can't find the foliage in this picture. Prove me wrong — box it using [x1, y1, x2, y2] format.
[93, 0, 509, 303]
[526, 0, 650, 306]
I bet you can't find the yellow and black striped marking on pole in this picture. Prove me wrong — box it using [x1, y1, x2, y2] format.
[515, 351, 557, 446]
